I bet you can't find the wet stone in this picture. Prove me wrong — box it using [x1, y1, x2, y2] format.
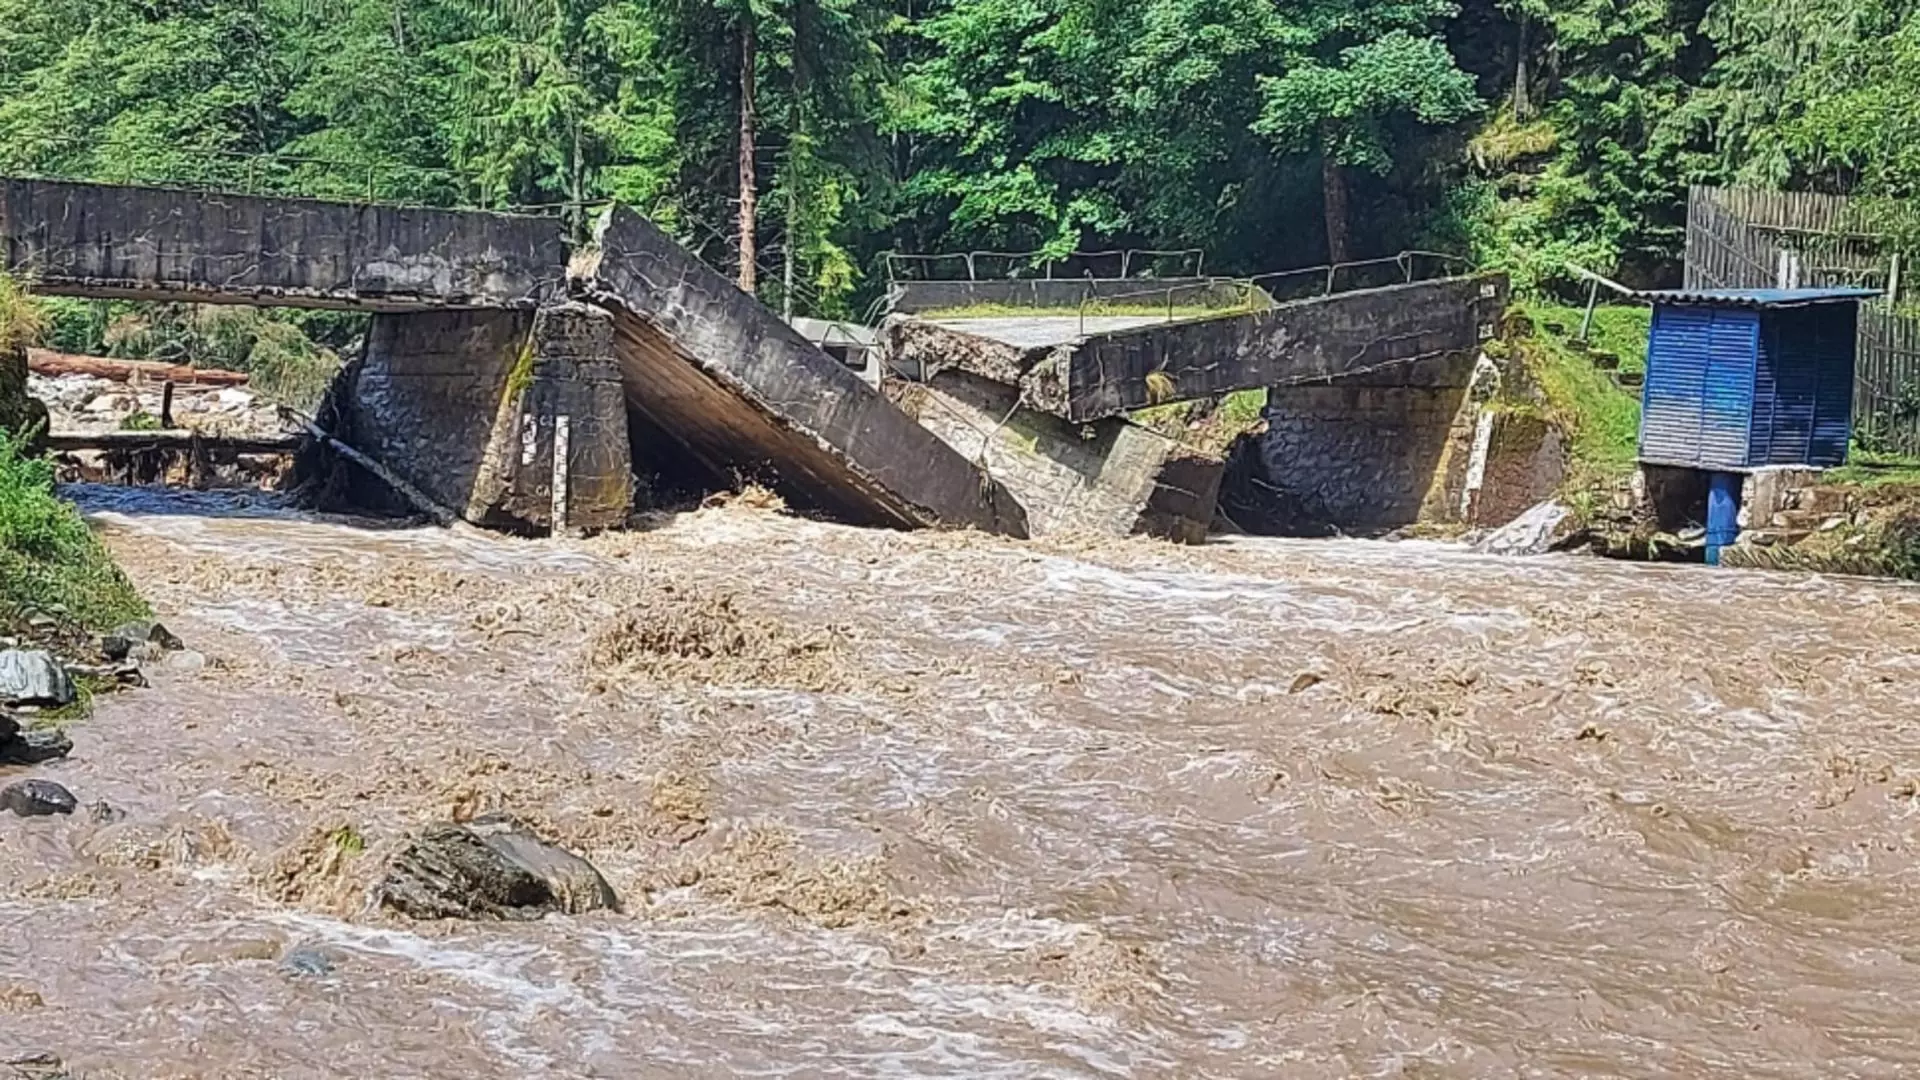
[279, 948, 335, 978]
[101, 621, 185, 664]
[0, 650, 73, 707]
[0, 729, 73, 766]
[378, 814, 618, 921]
[85, 800, 124, 824]
[0, 779, 77, 818]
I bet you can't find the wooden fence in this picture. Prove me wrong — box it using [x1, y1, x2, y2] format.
[1685, 185, 1920, 454]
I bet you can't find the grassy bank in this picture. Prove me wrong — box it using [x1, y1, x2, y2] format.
[1506, 301, 1647, 484]
[0, 429, 148, 638]
[1, 274, 149, 644]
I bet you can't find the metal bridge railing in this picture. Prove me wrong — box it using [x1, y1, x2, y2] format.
[1060, 250, 1477, 335]
[882, 247, 1208, 284]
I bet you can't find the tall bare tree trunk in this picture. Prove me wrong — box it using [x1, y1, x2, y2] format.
[784, 101, 800, 320]
[566, 119, 586, 243]
[1514, 12, 1532, 119]
[737, 19, 759, 295]
[1321, 149, 1351, 267]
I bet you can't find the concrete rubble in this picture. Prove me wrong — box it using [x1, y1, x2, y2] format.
[882, 323, 1224, 544]
[1475, 500, 1574, 556]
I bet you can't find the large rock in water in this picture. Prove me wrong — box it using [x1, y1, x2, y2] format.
[0, 726, 71, 765]
[1, 778, 77, 817]
[378, 815, 617, 920]
[0, 650, 74, 707]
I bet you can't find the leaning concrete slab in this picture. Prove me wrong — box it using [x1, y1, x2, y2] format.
[570, 206, 1027, 536]
[910, 274, 1508, 423]
[885, 362, 1222, 544]
[0, 178, 566, 310]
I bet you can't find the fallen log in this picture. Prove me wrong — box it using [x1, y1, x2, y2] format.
[46, 429, 302, 454]
[27, 349, 250, 387]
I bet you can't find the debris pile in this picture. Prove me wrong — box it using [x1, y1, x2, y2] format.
[584, 584, 861, 693]
[29, 353, 296, 488]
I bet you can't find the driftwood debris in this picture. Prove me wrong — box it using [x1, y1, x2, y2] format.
[27, 349, 250, 387]
[299, 418, 480, 533]
[46, 430, 302, 454]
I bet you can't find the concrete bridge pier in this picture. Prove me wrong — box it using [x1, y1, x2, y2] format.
[1248, 352, 1481, 532]
[341, 303, 631, 534]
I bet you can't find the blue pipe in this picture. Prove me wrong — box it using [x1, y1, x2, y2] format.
[1705, 471, 1743, 566]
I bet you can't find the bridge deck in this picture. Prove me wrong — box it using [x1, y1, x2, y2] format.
[889, 274, 1509, 422]
[1, 178, 566, 311]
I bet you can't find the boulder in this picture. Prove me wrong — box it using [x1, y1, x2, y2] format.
[101, 621, 185, 664]
[0, 650, 74, 706]
[0, 728, 72, 765]
[279, 947, 335, 977]
[378, 814, 618, 921]
[1, 779, 77, 817]
[1476, 501, 1575, 557]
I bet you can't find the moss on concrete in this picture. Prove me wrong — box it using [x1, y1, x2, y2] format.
[1130, 389, 1267, 457]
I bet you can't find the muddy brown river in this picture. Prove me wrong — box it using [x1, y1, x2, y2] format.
[4, 486, 1920, 1077]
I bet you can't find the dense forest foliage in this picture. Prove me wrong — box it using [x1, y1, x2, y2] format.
[1, 0, 1915, 314]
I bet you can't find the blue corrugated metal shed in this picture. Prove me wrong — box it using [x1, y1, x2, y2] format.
[1636, 288, 1871, 470]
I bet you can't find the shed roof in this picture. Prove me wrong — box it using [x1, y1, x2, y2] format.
[1636, 287, 1880, 309]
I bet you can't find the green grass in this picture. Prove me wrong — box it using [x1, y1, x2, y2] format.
[1526, 301, 1650, 375]
[1468, 112, 1559, 171]
[1131, 388, 1268, 456]
[1511, 301, 1646, 479]
[0, 421, 149, 638]
[1824, 447, 1920, 488]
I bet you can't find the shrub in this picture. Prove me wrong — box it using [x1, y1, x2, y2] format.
[0, 428, 149, 633]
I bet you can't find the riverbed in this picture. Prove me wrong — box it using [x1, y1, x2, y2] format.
[4, 486, 1920, 1077]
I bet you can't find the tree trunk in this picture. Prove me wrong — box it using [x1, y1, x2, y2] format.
[1514, 12, 1531, 119]
[566, 120, 586, 243]
[1321, 150, 1351, 267]
[784, 102, 800, 320]
[26, 349, 249, 386]
[737, 19, 760, 295]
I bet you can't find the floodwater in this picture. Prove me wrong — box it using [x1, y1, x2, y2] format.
[5, 486, 1920, 1077]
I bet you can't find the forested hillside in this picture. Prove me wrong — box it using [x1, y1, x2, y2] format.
[1, 0, 1913, 313]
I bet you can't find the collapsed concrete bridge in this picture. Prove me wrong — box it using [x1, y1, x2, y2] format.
[2, 177, 1512, 543]
[0, 178, 1026, 537]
